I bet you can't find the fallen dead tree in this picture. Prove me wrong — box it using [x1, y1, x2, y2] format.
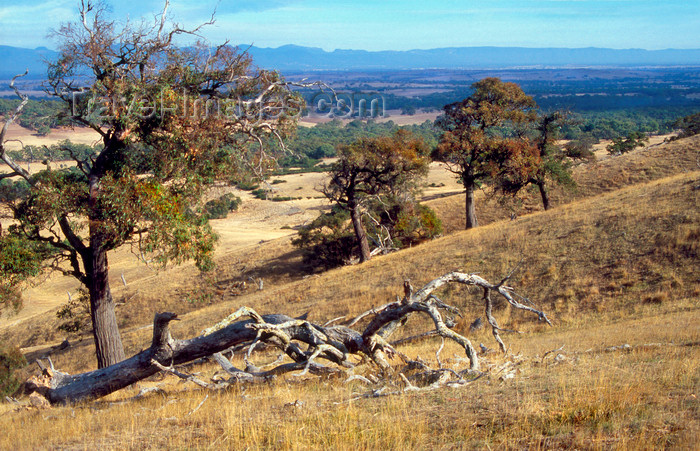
[30, 272, 551, 405]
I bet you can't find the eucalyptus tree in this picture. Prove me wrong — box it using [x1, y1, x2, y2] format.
[434, 78, 537, 228]
[0, 1, 303, 367]
[495, 112, 581, 210]
[322, 130, 429, 263]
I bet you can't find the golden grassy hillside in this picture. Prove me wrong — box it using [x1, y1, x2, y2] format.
[430, 134, 700, 233]
[0, 136, 698, 449]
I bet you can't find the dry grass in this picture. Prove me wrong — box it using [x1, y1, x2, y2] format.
[0, 136, 699, 449]
[1, 309, 697, 450]
[1, 123, 101, 151]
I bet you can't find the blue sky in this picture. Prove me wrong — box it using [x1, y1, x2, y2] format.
[1, 0, 698, 50]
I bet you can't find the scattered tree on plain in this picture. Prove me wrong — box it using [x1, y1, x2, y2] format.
[0, 1, 302, 368]
[495, 112, 584, 210]
[606, 131, 649, 155]
[434, 78, 537, 228]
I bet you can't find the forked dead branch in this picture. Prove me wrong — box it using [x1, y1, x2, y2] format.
[30, 272, 551, 405]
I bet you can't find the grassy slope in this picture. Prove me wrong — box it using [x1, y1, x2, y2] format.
[430, 134, 700, 233]
[0, 136, 698, 449]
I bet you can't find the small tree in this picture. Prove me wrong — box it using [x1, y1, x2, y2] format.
[495, 112, 582, 210]
[0, 1, 302, 368]
[434, 78, 537, 228]
[606, 131, 648, 155]
[564, 133, 597, 161]
[320, 130, 429, 263]
[0, 345, 26, 398]
[671, 112, 700, 140]
[293, 196, 442, 269]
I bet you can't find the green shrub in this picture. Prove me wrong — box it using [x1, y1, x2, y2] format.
[0, 346, 26, 398]
[204, 193, 242, 219]
[56, 289, 91, 333]
[0, 178, 31, 203]
[368, 197, 442, 249]
[606, 131, 649, 155]
[0, 285, 22, 312]
[292, 207, 357, 269]
[0, 235, 52, 311]
[235, 180, 260, 191]
[671, 112, 700, 140]
[271, 196, 302, 202]
[564, 134, 598, 160]
[251, 188, 268, 200]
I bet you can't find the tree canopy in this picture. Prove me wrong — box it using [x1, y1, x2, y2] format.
[671, 112, 700, 140]
[434, 77, 537, 228]
[494, 112, 584, 210]
[606, 131, 649, 155]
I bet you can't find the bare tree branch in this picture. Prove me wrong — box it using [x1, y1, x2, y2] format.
[0, 71, 34, 183]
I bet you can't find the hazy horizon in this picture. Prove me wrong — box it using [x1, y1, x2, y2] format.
[1, 1, 698, 52]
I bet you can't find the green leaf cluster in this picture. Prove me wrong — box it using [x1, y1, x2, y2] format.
[671, 112, 700, 140]
[204, 193, 242, 220]
[0, 346, 26, 398]
[606, 131, 649, 155]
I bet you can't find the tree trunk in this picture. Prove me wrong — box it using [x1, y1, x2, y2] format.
[350, 202, 371, 263]
[37, 273, 551, 405]
[537, 180, 551, 211]
[87, 245, 126, 368]
[86, 172, 125, 368]
[43, 312, 329, 405]
[464, 181, 478, 229]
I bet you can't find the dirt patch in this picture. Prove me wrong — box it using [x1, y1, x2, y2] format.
[2, 123, 101, 150]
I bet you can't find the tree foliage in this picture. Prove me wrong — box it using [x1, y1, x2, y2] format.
[0, 98, 67, 133]
[319, 129, 430, 262]
[434, 77, 537, 227]
[671, 112, 700, 140]
[203, 193, 242, 220]
[293, 196, 442, 270]
[0, 235, 52, 310]
[5, 140, 98, 164]
[292, 129, 435, 267]
[0, 345, 26, 398]
[275, 119, 440, 168]
[564, 133, 597, 161]
[606, 131, 649, 155]
[495, 112, 588, 210]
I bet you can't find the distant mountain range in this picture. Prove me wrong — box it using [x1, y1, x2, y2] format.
[246, 45, 700, 72]
[0, 46, 59, 79]
[3, 44, 700, 78]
